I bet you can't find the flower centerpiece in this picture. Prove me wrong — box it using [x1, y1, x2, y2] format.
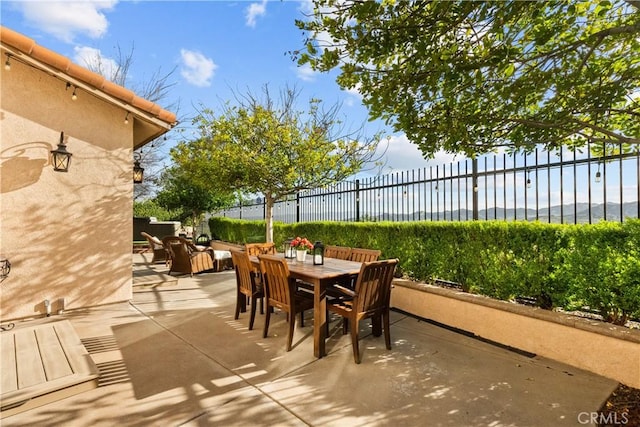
[291, 237, 314, 262]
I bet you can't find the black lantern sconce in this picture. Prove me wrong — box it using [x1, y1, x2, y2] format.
[283, 237, 295, 259]
[313, 241, 325, 265]
[595, 161, 602, 183]
[51, 131, 72, 172]
[526, 169, 532, 188]
[133, 152, 144, 184]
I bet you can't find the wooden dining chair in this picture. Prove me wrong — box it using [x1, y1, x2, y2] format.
[245, 242, 277, 256]
[327, 258, 399, 363]
[231, 250, 264, 330]
[324, 245, 351, 260]
[259, 254, 314, 351]
[349, 248, 382, 262]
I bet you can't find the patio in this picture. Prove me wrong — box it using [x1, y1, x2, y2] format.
[1, 253, 617, 426]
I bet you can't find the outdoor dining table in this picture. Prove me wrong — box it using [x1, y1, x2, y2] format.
[250, 253, 363, 358]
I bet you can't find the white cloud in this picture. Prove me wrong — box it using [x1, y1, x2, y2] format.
[294, 63, 317, 82]
[381, 133, 459, 172]
[73, 46, 118, 81]
[180, 49, 216, 87]
[16, 1, 117, 42]
[245, 0, 267, 28]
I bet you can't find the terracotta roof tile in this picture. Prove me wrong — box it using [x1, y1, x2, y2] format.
[0, 25, 176, 126]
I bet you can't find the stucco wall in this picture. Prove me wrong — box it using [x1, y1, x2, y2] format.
[1, 55, 133, 320]
[391, 280, 640, 389]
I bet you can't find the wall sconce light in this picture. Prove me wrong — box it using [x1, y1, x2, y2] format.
[51, 131, 73, 172]
[133, 152, 144, 183]
[124, 112, 130, 125]
[66, 82, 78, 100]
[4, 53, 11, 71]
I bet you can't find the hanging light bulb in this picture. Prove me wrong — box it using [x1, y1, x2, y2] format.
[71, 87, 77, 101]
[526, 170, 532, 188]
[4, 54, 11, 71]
[124, 112, 130, 125]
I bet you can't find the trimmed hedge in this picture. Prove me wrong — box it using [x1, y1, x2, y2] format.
[209, 217, 640, 325]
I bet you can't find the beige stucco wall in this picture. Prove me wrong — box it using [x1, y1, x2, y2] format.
[391, 280, 640, 389]
[1, 55, 133, 320]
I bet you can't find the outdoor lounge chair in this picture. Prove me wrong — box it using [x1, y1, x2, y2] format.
[140, 232, 167, 264]
[162, 236, 214, 276]
[327, 259, 399, 363]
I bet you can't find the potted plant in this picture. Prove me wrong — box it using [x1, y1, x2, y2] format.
[291, 237, 314, 262]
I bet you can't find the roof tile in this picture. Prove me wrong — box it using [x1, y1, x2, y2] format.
[0, 25, 176, 126]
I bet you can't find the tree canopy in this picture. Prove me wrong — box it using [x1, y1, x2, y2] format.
[155, 166, 236, 231]
[170, 85, 383, 241]
[295, 0, 640, 158]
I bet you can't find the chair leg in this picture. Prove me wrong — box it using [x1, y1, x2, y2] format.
[249, 297, 258, 330]
[287, 311, 296, 351]
[350, 318, 361, 364]
[259, 297, 264, 314]
[234, 291, 242, 320]
[299, 310, 305, 327]
[372, 314, 382, 337]
[383, 310, 391, 350]
[342, 318, 349, 335]
[263, 305, 272, 338]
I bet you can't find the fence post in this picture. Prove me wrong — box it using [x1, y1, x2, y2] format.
[355, 179, 361, 222]
[296, 192, 301, 223]
[472, 158, 479, 220]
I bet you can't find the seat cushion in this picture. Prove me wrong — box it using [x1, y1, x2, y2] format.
[212, 250, 232, 260]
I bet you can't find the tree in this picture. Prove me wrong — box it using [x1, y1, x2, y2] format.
[155, 167, 236, 236]
[170, 85, 384, 242]
[133, 199, 179, 221]
[81, 43, 179, 200]
[295, 0, 640, 158]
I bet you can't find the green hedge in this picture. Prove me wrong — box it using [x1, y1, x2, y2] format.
[209, 217, 640, 325]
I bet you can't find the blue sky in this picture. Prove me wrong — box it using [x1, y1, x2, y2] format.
[1, 0, 449, 174]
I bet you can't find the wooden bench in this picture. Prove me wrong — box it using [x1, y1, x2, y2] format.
[1, 319, 99, 418]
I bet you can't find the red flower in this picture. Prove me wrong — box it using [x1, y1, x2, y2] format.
[291, 236, 314, 250]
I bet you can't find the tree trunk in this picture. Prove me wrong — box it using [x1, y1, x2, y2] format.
[265, 193, 274, 243]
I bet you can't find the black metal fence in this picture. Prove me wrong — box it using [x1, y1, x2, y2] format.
[215, 144, 640, 224]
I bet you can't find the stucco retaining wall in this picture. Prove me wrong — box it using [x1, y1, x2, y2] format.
[390, 279, 640, 389]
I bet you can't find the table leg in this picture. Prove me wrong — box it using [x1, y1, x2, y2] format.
[314, 280, 326, 358]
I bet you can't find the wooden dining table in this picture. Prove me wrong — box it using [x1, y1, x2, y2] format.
[250, 253, 363, 358]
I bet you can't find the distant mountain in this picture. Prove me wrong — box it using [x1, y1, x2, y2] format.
[364, 202, 639, 223]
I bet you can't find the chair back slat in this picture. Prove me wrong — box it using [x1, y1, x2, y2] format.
[349, 248, 381, 263]
[245, 243, 277, 256]
[231, 250, 256, 295]
[353, 259, 398, 315]
[325, 245, 351, 260]
[259, 255, 293, 310]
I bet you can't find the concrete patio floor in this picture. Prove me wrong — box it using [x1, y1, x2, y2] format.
[2, 253, 618, 426]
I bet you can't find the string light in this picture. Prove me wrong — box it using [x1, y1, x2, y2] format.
[66, 82, 78, 100]
[124, 112, 130, 125]
[4, 54, 11, 71]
